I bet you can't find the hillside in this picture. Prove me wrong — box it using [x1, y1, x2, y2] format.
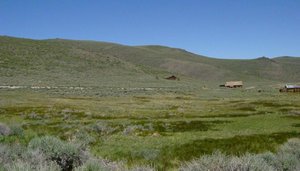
[0, 36, 300, 87]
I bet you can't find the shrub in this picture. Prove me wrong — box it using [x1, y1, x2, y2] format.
[9, 124, 24, 137]
[75, 158, 154, 171]
[0, 144, 60, 171]
[179, 152, 275, 171]
[90, 121, 116, 135]
[74, 159, 108, 171]
[0, 144, 26, 164]
[257, 152, 280, 170]
[179, 151, 229, 171]
[123, 125, 144, 135]
[0, 123, 11, 136]
[72, 130, 95, 149]
[276, 138, 300, 171]
[130, 167, 155, 171]
[6, 160, 60, 171]
[28, 136, 82, 171]
[0, 165, 5, 171]
[227, 154, 274, 171]
[131, 148, 160, 161]
[179, 139, 300, 171]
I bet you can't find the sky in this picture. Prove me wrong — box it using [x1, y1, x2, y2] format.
[1, 0, 300, 59]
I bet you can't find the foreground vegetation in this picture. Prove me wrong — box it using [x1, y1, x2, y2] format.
[0, 87, 300, 170]
[0, 135, 299, 171]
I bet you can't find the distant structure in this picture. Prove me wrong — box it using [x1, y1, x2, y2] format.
[279, 84, 300, 92]
[220, 81, 243, 88]
[165, 75, 179, 80]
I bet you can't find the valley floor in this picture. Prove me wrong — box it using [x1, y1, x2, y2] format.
[0, 87, 300, 170]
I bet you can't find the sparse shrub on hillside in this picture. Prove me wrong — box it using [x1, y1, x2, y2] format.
[1, 136, 300, 171]
[179, 152, 274, 171]
[74, 159, 106, 171]
[74, 158, 154, 171]
[123, 125, 144, 135]
[275, 138, 300, 171]
[6, 161, 60, 171]
[28, 136, 82, 171]
[0, 165, 5, 171]
[27, 112, 42, 120]
[9, 124, 24, 137]
[179, 151, 228, 171]
[0, 135, 155, 171]
[90, 122, 116, 135]
[131, 148, 160, 161]
[0, 123, 11, 136]
[257, 152, 280, 170]
[129, 167, 155, 171]
[227, 154, 274, 171]
[0, 144, 26, 164]
[0, 143, 59, 171]
[72, 130, 96, 149]
[180, 138, 300, 171]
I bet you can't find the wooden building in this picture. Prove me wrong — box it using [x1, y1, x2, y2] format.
[223, 81, 243, 88]
[279, 85, 300, 92]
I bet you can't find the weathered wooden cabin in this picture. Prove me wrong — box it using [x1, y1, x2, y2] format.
[279, 85, 300, 92]
[224, 81, 243, 88]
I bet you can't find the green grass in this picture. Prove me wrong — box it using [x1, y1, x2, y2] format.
[1, 35, 300, 170]
[1, 36, 300, 88]
[0, 88, 299, 170]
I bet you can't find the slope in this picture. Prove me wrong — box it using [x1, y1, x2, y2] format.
[0, 36, 300, 88]
[0, 36, 170, 87]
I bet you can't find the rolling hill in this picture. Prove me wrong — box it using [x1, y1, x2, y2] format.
[0, 36, 299, 87]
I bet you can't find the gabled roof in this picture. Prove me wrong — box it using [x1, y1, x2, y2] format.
[225, 81, 243, 86]
[285, 84, 300, 89]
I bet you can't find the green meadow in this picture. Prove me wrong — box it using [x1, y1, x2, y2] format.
[1, 87, 299, 170]
[1, 36, 300, 170]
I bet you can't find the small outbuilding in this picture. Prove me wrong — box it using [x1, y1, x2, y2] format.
[224, 81, 243, 88]
[279, 84, 300, 92]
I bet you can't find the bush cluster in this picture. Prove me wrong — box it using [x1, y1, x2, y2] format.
[0, 123, 11, 136]
[0, 135, 153, 171]
[0, 131, 299, 171]
[180, 138, 300, 171]
[28, 136, 82, 171]
[0, 123, 24, 137]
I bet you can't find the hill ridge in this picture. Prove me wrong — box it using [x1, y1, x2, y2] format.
[1, 36, 300, 87]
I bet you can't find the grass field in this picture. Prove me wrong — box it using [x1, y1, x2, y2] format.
[1, 36, 300, 170]
[1, 87, 299, 170]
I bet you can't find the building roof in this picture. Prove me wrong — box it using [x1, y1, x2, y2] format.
[285, 84, 300, 89]
[225, 81, 243, 86]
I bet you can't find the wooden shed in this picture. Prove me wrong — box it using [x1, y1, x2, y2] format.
[279, 84, 300, 92]
[224, 81, 243, 88]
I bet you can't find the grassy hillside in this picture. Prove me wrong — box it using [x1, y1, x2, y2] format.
[1, 36, 300, 170]
[0, 36, 172, 87]
[0, 36, 299, 87]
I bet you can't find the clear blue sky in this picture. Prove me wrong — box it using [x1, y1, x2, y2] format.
[1, 0, 300, 59]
